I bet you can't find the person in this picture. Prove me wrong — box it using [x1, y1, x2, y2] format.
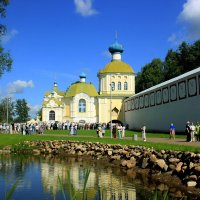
[70, 123, 74, 135]
[141, 125, 146, 141]
[190, 122, 196, 142]
[195, 122, 200, 141]
[122, 125, 126, 138]
[169, 123, 175, 140]
[117, 124, 122, 138]
[102, 124, 106, 136]
[186, 121, 191, 142]
[112, 125, 117, 138]
[97, 125, 103, 138]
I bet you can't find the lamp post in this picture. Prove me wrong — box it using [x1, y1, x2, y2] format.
[6, 97, 9, 124]
[110, 79, 113, 138]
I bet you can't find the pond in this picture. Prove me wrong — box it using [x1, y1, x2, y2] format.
[0, 154, 197, 200]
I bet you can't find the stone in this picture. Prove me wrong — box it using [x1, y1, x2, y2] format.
[107, 150, 112, 156]
[168, 158, 180, 163]
[176, 162, 183, 172]
[187, 181, 197, 187]
[121, 160, 127, 167]
[156, 159, 166, 169]
[189, 175, 197, 181]
[150, 154, 157, 163]
[126, 160, 136, 169]
[157, 183, 165, 191]
[194, 166, 200, 172]
[141, 158, 149, 169]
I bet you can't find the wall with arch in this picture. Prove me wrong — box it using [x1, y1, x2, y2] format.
[124, 67, 200, 132]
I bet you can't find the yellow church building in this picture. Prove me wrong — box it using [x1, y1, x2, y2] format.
[42, 41, 135, 124]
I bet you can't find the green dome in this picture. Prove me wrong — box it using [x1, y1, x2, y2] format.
[66, 82, 98, 97]
[98, 60, 134, 75]
[109, 41, 124, 53]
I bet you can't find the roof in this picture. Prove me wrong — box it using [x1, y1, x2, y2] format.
[65, 82, 98, 97]
[43, 97, 63, 107]
[98, 60, 135, 75]
[44, 86, 65, 97]
[109, 41, 124, 53]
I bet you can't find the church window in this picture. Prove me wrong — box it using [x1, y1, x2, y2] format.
[49, 110, 55, 120]
[124, 82, 128, 90]
[111, 82, 115, 91]
[79, 99, 86, 112]
[118, 82, 121, 90]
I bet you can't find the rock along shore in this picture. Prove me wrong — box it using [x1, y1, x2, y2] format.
[2, 140, 200, 188]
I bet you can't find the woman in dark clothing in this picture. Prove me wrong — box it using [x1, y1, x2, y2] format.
[186, 121, 191, 142]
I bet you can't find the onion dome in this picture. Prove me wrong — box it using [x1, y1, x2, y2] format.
[80, 72, 86, 78]
[108, 41, 124, 54]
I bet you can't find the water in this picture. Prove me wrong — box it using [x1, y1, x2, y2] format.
[0, 154, 194, 200]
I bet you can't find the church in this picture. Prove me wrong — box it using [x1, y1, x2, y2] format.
[42, 41, 135, 125]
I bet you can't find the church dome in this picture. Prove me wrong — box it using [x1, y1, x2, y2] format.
[65, 82, 98, 97]
[109, 41, 124, 53]
[98, 60, 135, 75]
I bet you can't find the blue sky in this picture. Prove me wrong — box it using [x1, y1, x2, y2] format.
[0, 0, 200, 117]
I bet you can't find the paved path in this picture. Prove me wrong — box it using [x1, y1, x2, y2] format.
[44, 133, 200, 147]
[133, 137, 200, 147]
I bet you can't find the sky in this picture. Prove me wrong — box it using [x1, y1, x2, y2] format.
[0, 0, 200, 118]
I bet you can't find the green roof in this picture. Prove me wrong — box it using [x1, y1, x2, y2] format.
[44, 86, 65, 97]
[98, 60, 134, 75]
[43, 97, 63, 107]
[66, 82, 98, 97]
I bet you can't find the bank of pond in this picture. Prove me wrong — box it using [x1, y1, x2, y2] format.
[1, 140, 200, 199]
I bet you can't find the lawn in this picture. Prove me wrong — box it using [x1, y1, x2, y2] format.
[0, 129, 198, 153]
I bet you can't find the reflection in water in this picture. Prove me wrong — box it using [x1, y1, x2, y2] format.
[40, 156, 136, 199]
[1, 154, 192, 199]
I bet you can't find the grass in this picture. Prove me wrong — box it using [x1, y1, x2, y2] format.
[0, 129, 199, 153]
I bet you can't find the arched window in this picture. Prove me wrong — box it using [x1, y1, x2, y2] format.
[124, 82, 128, 90]
[111, 82, 115, 91]
[118, 82, 121, 90]
[79, 99, 86, 112]
[49, 110, 55, 120]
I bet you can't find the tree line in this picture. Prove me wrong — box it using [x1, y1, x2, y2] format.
[0, 0, 12, 78]
[135, 40, 200, 93]
[0, 98, 30, 123]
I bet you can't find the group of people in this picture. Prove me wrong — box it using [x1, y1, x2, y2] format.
[186, 121, 200, 142]
[111, 124, 126, 139]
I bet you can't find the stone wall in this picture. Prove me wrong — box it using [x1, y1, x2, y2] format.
[5, 140, 200, 188]
[124, 67, 200, 132]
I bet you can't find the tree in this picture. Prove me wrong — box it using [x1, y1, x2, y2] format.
[0, 0, 12, 78]
[36, 108, 42, 121]
[135, 58, 164, 93]
[0, 97, 14, 123]
[14, 99, 30, 122]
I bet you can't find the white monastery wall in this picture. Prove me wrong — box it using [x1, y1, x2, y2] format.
[124, 67, 200, 132]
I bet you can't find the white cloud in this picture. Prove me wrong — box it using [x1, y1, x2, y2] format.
[168, 0, 200, 45]
[7, 80, 34, 94]
[179, 0, 200, 40]
[0, 29, 19, 45]
[74, 0, 98, 16]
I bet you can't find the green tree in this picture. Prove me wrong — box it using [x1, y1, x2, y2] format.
[0, 0, 12, 78]
[36, 108, 42, 121]
[164, 49, 181, 81]
[135, 58, 164, 93]
[14, 99, 30, 122]
[0, 97, 14, 123]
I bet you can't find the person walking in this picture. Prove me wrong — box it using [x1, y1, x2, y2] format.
[169, 123, 175, 140]
[141, 125, 146, 141]
[112, 125, 117, 138]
